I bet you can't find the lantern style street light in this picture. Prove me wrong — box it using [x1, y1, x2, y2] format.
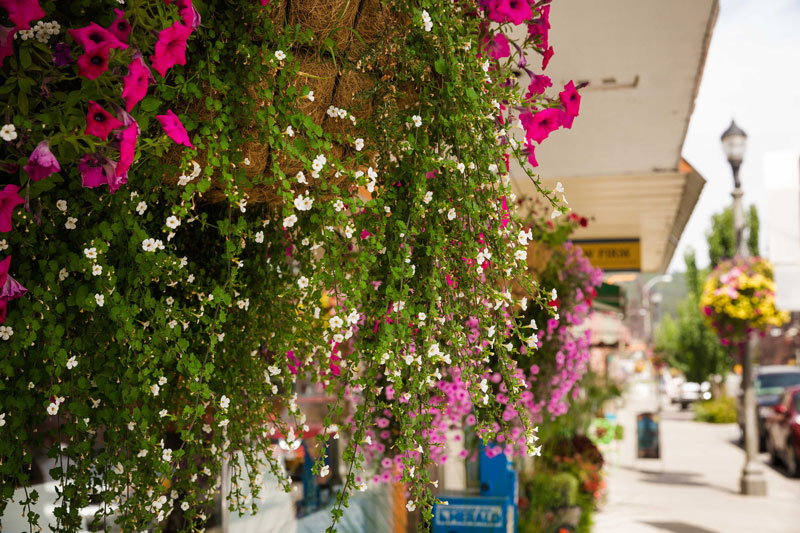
[721, 120, 766, 495]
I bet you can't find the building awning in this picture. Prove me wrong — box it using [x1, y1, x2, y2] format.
[511, 0, 718, 273]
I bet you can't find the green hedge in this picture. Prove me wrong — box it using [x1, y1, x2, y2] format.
[695, 395, 737, 424]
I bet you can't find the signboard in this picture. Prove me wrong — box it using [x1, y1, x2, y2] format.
[636, 412, 660, 459]
[574, 239, 641, 272]
[433, 497, 512, 533]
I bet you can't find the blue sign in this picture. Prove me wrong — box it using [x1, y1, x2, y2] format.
[433, 496, 512, 533]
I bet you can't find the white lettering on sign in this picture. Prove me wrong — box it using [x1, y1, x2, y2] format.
[435, 505, 504, 526]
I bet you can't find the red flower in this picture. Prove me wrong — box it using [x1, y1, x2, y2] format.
[521, 108, 564, 144]
[68, 22, 128, 51]
[76, 44, 110, 80]
[156, 109, 194, 148]
[84, 101, 123, 140]
[559, 80, 581, 129]
[122, 57, 150, 111]
[486, 0, 532, 25]
[0, 0, 45, 30]
[176, 0, 201, 29]
[548, 298, 560, 309]
[542, 46, 554, 70]
[0, 183, 24, 232]
[116, 121, 138, 178]
[0, 25, 13, 67]
[108, 8, 131, 42]
[483, 32, 510, 60]
[525, 74, 551, 99]
[150, 21, 192, 77]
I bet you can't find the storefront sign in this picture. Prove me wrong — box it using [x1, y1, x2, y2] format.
[574, 239, 641, 271]
[433, 497, 512, 532]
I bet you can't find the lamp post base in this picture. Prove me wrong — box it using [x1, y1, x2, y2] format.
[740, 463, 767, 496]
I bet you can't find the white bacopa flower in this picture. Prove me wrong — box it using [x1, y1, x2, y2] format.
[297, 276, 309, 289]
[334, 199, 345, 212]
[406, 500, 416, 512]
[58, 268, 69, 281]
[551, 288, 558, 300]
[151, 384, 160, 396]
[181, 502, 190, 511]
[0, 413, 5, 427]
[274, 50, 286, 61]
[137, 449, 148, 458]
[166, 216, 181, 229]
[159, 409, 168, 418]
[0, 239, 7, 251]
[238, 198, 247, 213]
[136, 201, 147, 215]
[487, 325, 496, 338]
[305, 90, 315, 101]
[354, 138, 364, 151]
[66, 356, 78, 369]
[285, 125, 294, 137]
[0, 325, 13, 340]
[293, 194, 314, 211]
[162, 448, 173, 462]
[46, 402, 59, 416]
[329, 315, 344, 329]
[84, 247, 97, 259]
[56, 200, 67, 212]
[295, 171, 307, 184]
[65, 217, 77, 230]
[456, 162, 465, 173]
[168, 319, 178, 329]
[514, 249, 527, 261]
[447, 208, 456, 220]
[423, 191, 433, 204]
[0, 124, 17, 141]
[311, 154, 327, 172]
[243, 157, 251, 166]
[412, 115, 422, 127]
[95, 293, 105, 307]
[427, 342, 441, 358]
[489, 163, 498, 173]
[254, 231, 264, 244]
[282, 214, 297, 228]
[92, 264, 103, 276]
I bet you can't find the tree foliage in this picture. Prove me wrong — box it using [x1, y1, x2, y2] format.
[706, 205, 760, 267]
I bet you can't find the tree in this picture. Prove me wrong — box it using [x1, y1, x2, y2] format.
[655, 249, 729, 382]
[706, 205, 760, 267]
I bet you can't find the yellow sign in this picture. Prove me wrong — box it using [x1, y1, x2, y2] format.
[574, 239, 640, 271]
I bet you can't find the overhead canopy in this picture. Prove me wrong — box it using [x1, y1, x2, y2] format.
[511, 0, 718, 273]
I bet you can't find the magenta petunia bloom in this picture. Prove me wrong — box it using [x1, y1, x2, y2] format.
[559, 80, 581, 129]
[0, 184, 24, 232]
[52, 42, 71, 66]
[541, 45, 554, 70]
[108, 8, 131, 42]
[521, 107, 564, 144]
[489, 0, 532, 25]
[0, 25, 14, 67]
[24, 140, 60, 181]
[176, 0, 201, 29]
[0, 0, 45, 30]
[484, 33, 510, 60]
[76, 44, 110, 80]
[525, 74, 551, 100]
[122, 57, 150, 111]
[0, 255, 27, 324]
[84, 100, 123, 140]
[156, 109, 194, 148]
[150, 21, 192, 77]
[116, 121, 138, 178]
[78, 155, 107, 189]
[68, 22, 128, 51]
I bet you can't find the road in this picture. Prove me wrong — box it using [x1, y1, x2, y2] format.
[594, 379, 800, 533]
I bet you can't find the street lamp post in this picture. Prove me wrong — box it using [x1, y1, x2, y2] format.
[721, 120, 766, 496]
[643, 274, 673, 343]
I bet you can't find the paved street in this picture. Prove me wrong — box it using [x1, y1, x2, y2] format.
[594, 379, 800, 533]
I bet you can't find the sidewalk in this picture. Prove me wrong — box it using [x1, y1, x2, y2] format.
[594, 379, 800, 533]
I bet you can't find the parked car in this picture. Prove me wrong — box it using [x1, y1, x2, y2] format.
[765, 385, 800, 477]
[738, 365, 800, 450]
[678, 381, 711, 410]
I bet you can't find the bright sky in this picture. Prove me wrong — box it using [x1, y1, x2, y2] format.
[671, 0, 800, 272]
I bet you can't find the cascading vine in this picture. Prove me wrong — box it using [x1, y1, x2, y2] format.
[0, 0, 582, 531]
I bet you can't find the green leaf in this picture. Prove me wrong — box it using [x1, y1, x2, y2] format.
[140, 97, 161, 112]
[434, 59, 446, 74]
[19, 47, 32, 69]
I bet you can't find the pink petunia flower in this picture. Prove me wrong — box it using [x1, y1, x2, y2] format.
[84, 101, 123, 140]
[0, 255, 26, 323]
[156, 109, 194, 148]
[484, 33, 510, 60]
[150, 21, 192, 77]
[68, 22, 128, 51]
[176, 0, 201, 29]
[24, 140, 60, 181]
[524, 74, 551, 99]
[116, 121, 138, 177]
[122, 57, 150, 111]
[0, 0, 45, 30]
[559, 81, 581, 129]
[0, 25, 14, 67]
[521, 107, 563, 144]
[0, 184, 24, 232]
[76, 44, 110, 80]
[108, 8, 131, 42]
[78, 155, 107, 189]
[541, 46, 554, 70]
[488, 0, 532, 25]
